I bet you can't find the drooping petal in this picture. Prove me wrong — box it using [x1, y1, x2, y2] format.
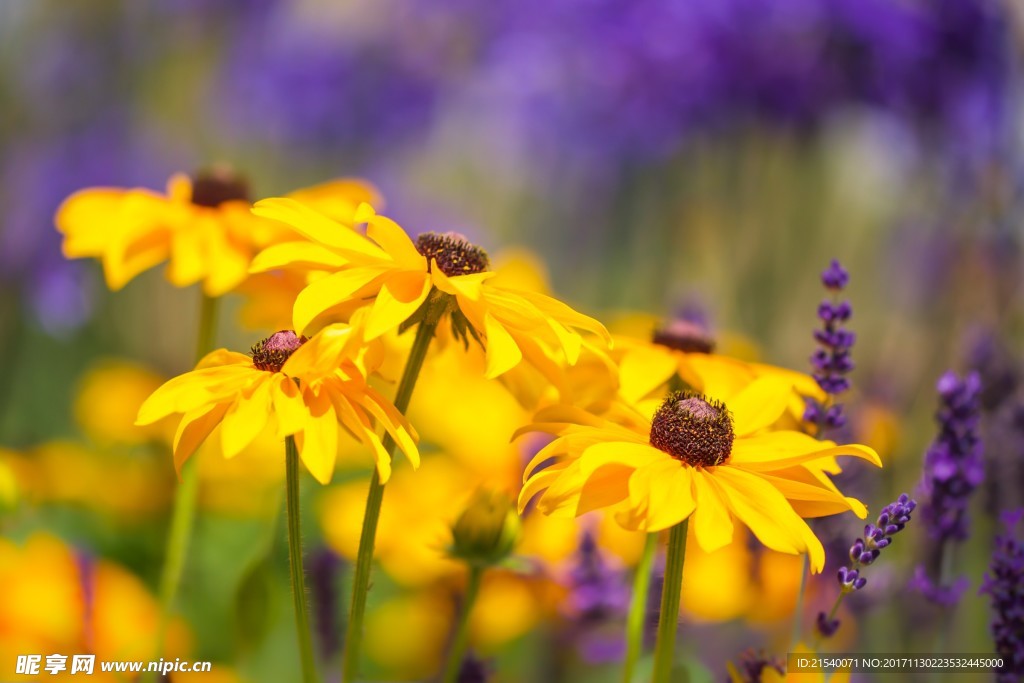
[483, 313, 523, 378]
[297, 389, 338, 484]
[365, 214, 426, 269]
[729, 432, 882, 471]
[689, 469, 735, 553]
[713, 467, 825, 572]
[755, 471, 868, 519]
[363, 274, 431, 339]
[630, 460, 695, 531]
[172, 402, 230, 474]
[220, 375, 272, 458]
[271, 375, 308, 438]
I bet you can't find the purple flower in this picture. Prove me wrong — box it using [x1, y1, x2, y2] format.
[911, 370, 984, 605]
[455, 652, 494, 683]
[308, 547, 344, 662]
[816, 494, 916, 638]
[979, 510, 1024, 682]
[561, 530, 630, 664]
[804, 259, 855, 432]
[918, 371, 984, 543]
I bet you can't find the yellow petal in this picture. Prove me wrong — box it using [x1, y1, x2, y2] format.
[365, 214, 426, 269]
[684, 354, 755, 398]
[519, 464, 568, 513]
[713, 467, 825, 572]
[579, 441, 664, 476]
[633, 460, 695, 531]
[249, 240, 349, 273]
[483, 313, 523, 378]
[271, 375, 308, 438]
[297, 390, 338, 484]
[293, 266, 390, 333]
[729, 432, 882, 471]
[364, 275, 431, 339]
[727, 375, 795, 437]
[756, 472, 867, 519]
[618, 345, 677, 404]
[689, 469, 734, 553]
[252, 197, 386, 258]
[220, 375, 272, 458]
[172, 403, 229, 475]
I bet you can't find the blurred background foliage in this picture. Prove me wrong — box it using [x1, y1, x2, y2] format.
[0, 0, 1022, 681]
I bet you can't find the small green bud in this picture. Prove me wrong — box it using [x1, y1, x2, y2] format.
[449, 489, 521, 568]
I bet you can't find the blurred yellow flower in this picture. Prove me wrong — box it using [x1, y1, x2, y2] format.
[364, 592, 451, 678]
[1, 441, 171, 517]
[73, 359, 174, 446]
[56, 170, 378, 296]
[0, 533, 189, 682]
[519, 381, 880, 572]
[249, 200, 610, 381]
[136, 326, 417, 483]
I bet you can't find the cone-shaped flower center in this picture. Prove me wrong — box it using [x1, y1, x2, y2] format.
[649, 391, 734, 467]
[415, 231, 490, 276]
[251, 330, 307, 372]
[191, 167, 250, 208]
[652, 319, 715, 354]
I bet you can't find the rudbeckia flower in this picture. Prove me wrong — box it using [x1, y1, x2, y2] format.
[56, 168, 378, 296]
[617, 318, 824, 421]
[248, 200, 610, 380]
[518, 378, 881, 572]
[135, 326, 417, 484]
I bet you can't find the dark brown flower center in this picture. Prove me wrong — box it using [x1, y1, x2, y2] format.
[649, 391, 734, 467]
[191, 166, 251, 208]
[251, 330, 307, 372]
[415, 232, 490, 277]
[652, 319, 715, 354]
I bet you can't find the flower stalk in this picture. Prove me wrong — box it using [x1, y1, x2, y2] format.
[652, 519, 688, 683]
[622, 532, 658, 683]
[286, 435, 319, 683]
[147, 294, 219, 682]
[440, 565, 484, 683]
[341, 295, 444, 682]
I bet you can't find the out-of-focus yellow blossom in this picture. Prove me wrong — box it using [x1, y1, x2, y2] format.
[853, 401, 902, 462]
[518, 512, 646, 567]
[249, 200, 610, 383]
[469, 570, 544, 647]
[681, 530, 756, 622]
[746, 550, 806, 624]
[520, 381, 880, 572]
[73, 359, 175, 446]
[0, 534, 189, 682]
[136, 325, 417, 484]
[1, 442, 171, 517]
[364, 592, 452, 679]
[320, 456, 468, 587]
[170, 667, 252, 683]
[56, 170, 377, 296]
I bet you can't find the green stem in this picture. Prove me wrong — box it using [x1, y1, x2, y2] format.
[147, 294, 218, 681]
[652, 520, 689, 683]
[286, 435, 319, 683]
[341, 304, 442, 682]
[622, 533, 658, 683]
[440, 566, 484, 683]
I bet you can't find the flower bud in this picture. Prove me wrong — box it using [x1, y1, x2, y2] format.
[450, 489, 520, 568]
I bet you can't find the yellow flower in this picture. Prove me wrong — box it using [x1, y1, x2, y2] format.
[56, 169, 378, 296]
[518, 379, 880, 572]
[249, 200, 610, 380]
[73, 359, 174, 446]
[135, 326, 417, 484]
[0, 533, 190, 681]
